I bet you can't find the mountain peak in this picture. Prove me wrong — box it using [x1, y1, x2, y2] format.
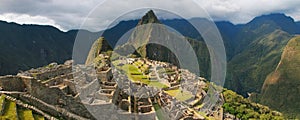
[137, 10, 160, 25]
[250, 13, 295, 24]
[258, 13, 294, 21]
[247, 13, 300, 34]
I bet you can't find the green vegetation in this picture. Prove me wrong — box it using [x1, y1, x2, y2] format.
[1, 99, 18, 119]
[0, 94, 45, 120]
[223, 89, 284, 120]
[0, 95, 5, 113]
[139, 37, 211, 79]
[85, 37, 112, 65]
[153, 104, 167, 120]
[0, 21, 78, 76]
[260, 36, 300, 119]
[18, 109, 35, 120]
[33, 114, 45, 120]
[112, 60, 168, 89]
[164, 89, 193, 101]
[227, 30, 293, 96]
[157, 67, 176, 75]
[84, 11, 299, 119]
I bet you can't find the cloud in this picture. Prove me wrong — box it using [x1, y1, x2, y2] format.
[0, 13, 65, 31]
[0, 0, 300, 31]
[197, 0, 300, 23]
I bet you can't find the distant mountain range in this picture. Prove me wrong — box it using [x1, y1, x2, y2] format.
[1, 12, 300, 118]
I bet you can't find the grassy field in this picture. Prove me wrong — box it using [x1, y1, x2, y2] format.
[0, 94, 45, 120]
[164, 89, 193, 101]
[33, 114, 45, 120]
[18, 109, 35, 120]
[1, 99, 18, 119]
[113, 60, 168, 89]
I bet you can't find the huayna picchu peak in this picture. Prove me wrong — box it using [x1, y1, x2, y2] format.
[137, 10, 160, 25]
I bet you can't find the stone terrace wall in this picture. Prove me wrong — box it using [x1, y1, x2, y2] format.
[78, 79, 100, 98]
[35, 66, 72, 80]
[137, 111, 156, 120]
[29, 79, 94, 119]
[63, 80, 77, 96]
[0, 76, 26, 91]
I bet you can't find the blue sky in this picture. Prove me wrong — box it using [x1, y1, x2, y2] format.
[0, 0, 300, 31]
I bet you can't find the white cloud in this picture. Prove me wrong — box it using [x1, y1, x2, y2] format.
[0, 13, 66, 31]
[197, 0, 300, 23]
[0, 0, 300, 31]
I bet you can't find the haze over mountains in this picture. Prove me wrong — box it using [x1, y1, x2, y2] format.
[1, 12, 300, 118]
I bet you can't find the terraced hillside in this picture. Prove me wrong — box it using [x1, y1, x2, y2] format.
[0, 94, 45, 120]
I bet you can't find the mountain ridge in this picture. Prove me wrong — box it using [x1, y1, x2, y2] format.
[1, 10, 300, 118]
[1, 12, 299, 92]
[260, 36, 300, 118]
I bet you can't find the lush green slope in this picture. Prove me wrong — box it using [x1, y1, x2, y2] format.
[0, 94, 45, 120]
[226, 30, 293, 96]
[260, 36, 300, 119]
[0, 21, 104, 75]
[0, 21, 75, 75]
[223, 89, 284, 119]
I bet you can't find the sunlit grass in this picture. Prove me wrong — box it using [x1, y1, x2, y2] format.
[164, 89, 193, 101]
[113, 59, 168, 89]
[18, 109, 35, 120]
[33, 114, 45, 120]
[153, 104, 167, 120]
[1, 99, 18, 119]
[0, 94, 5, 112]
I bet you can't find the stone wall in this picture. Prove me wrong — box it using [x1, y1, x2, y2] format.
[27, 79, 93, 119]
[137, 111, 156, 120]
[97, 68, 112, 82]
[42, 73, 73, 86]
[85, 103, 122, 119]
[35, 66, 72, 80]
[78, 79, 100, 98]
[63, 80, 77, 96]
[0, 76, 26, 91]
[16, 93, 91, 120]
